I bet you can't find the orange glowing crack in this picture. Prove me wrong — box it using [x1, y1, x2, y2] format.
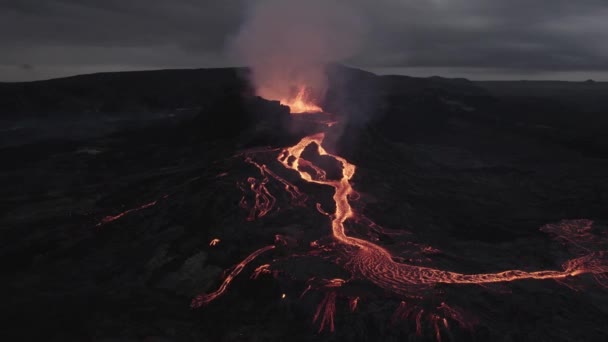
[313, 291, 337, 332]
[390, 302, 475, 341]
[251, 264, 272, 279]
[349, 297, 360, 312]
[391, 301, 416, 324]
[540, 219, 596, 253]
[246, 157, 307, 206]
[277, 132, 608, 297]
[241, 176, 276, 221]
[191, 245, 275, 308]
[316, 203, 330, 216]
[96, 195, 168, 227]
[430, 314, 442, 342]
[209, 238, 220, 246]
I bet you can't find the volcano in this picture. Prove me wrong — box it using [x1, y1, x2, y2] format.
[1, 66, 608, 342]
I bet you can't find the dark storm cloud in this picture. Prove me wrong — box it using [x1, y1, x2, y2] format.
[1, 0, 607, 81]
[356, 0, 608, 72]
[0, 0, 246, 52]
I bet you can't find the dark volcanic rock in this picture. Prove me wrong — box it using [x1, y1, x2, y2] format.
[1, 66, 608, 342]
[0, 68, 249, 116]
[155, 251, 223, 297]
[186, 94, 291, 146]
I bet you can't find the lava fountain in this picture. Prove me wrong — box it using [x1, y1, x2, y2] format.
[279, 85, 323, 114]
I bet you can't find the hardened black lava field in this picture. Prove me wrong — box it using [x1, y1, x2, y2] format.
[2, 66, 608, 341]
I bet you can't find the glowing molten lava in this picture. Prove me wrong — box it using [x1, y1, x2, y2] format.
[192, 101, 608, 339]
[191, 245, 275, 308]
[280, 85, 323, 114]
[278, 132, 608, 295]
[96, 195, 168, 227]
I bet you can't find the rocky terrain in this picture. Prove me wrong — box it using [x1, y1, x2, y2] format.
[1, 66, 607, 341]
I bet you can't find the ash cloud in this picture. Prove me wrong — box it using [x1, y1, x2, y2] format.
[229, 0, 367, 103]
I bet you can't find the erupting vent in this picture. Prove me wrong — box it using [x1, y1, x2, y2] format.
[280, 85, 323, 114]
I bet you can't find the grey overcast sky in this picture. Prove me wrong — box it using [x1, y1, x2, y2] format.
[1, 0, 607, 81]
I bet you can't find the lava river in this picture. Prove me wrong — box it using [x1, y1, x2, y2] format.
[278, 132, 608, 297]
[192, 111, 608, 338]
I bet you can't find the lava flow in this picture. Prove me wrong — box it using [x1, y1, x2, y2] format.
[193, 95, 608, 339]
[191, 244, 275, 308]
[280, 85, 323, 114]
[278, 132, 607, 294]
[96, 195, 168, 227]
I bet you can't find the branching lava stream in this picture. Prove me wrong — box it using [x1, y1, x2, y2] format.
[278, 132, 607, 296]
[194, 105, 608, 339]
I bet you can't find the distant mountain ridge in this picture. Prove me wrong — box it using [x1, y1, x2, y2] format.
[0, 66, 489, 116]
[1, 65, 607, 159]
[0, 68, 249, 116]
[1, 66, 605, 118]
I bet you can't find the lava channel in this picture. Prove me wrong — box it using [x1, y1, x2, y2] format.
[277, 132, 608, 298]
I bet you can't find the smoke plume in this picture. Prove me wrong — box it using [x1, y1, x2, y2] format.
[230, 0, 366, 104]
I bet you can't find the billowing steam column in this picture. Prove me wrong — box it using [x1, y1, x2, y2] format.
[229, 0, 366, 113]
